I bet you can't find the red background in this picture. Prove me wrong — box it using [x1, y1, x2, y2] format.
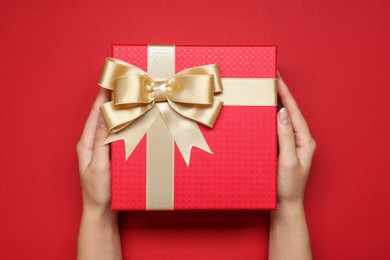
[1, 0, 389, 259]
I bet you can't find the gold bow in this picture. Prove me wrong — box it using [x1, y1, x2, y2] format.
[98, 58, 224, 165]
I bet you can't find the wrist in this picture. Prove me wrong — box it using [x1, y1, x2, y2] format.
[272, 200, 305, 220]
[82, 205, 118, 228]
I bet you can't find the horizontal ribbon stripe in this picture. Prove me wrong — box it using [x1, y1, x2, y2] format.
[218, 78, 277, 106]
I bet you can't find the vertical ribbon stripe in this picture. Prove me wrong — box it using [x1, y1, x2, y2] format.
[146, 45, 176, 210]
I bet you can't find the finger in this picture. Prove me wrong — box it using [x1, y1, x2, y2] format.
[80, 88, 110, 146]
[277, 107, 298, 167]
[77, 88, 110, 170]
[90, 114, 110, 172]
[277, 73, 312, 145]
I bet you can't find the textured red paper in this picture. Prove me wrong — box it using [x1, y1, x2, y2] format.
[111, 45, 277, 210]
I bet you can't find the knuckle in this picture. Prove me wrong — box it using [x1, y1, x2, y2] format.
[308, 138, 317, 151]
[279, 156, 299, 170]
[302, 135, 316, 152]
[76, 140, 85, 154]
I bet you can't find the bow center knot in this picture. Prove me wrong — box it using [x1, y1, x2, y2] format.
[151, 79, 168, 102]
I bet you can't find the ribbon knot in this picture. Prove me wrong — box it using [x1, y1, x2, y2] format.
[152, 79, 168, 102]
[98, 58, 224, 165]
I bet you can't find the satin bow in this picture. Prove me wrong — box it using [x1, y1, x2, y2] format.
[98, 58, 224, 165]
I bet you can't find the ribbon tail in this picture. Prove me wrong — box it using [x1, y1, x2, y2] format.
[176, 121, 212, 166]
[104, 106, 160, 159]
[156, 103, 212, 166]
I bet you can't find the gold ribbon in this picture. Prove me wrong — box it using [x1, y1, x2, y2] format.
[99, 57, 224, 165]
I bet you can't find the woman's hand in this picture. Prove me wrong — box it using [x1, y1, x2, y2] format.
[76, 88, 122, 260]
[77, 88, 111, 214]
[269, 73, 316, 260]
[276, 73, 316, 213]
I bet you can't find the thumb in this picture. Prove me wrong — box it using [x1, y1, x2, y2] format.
[277, 108, 297, 165]
[91, 114, 110, 171]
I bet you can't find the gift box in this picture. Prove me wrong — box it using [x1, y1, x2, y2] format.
[99, 45, 277, 210]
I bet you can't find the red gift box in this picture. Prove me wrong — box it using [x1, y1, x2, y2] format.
[102, 45, 277, 210]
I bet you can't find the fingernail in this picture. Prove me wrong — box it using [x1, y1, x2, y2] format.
[278, 107, 290, 125]
[98, 114, 107, 129]
[277, 70, 281, 77]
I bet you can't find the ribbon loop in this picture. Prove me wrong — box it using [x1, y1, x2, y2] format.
[100, 101, 153, 133]
[166, 75, 215, 104]
[99, 58, 148, 90]
[176, 64, 223, 93]
[113, 75, 154, 107]
[168, 99, 223, 128]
